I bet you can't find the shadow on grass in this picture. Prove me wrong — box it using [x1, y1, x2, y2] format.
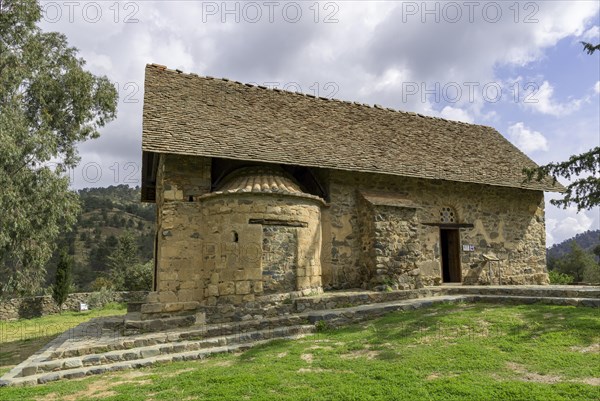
[0, 335, 57, 368]
[501, 304, 600, 344]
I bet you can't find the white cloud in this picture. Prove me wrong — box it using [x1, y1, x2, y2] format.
[440, 106, 474, 124]
[523, 81, 584, 116]
[581, 25, 600, 42]
[546, 206, 595, 246]
[31, 0, 600, 244]
[507, 122, 549, 153]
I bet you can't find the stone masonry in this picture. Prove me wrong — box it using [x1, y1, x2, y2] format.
[322, 170, 548, 289]
[137, 64, 560, 323]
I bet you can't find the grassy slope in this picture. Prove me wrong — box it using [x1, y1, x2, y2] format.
[0, 303, 127, 373]
[0, 303, 598, 401]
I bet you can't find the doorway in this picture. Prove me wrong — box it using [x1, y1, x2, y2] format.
[440, 229, 461, 283]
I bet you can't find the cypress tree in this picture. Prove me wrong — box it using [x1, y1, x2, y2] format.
[53, 249, 73, 313]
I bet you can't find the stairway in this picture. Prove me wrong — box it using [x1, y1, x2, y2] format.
[1, 285, 598, 387]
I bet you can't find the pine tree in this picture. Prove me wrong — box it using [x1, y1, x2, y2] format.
[52, 250, 72, 313]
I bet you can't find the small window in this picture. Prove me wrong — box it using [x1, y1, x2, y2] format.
[232, 231, 239, 243]
[440, 207, 456, 223]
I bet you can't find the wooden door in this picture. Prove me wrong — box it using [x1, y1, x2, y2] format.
[441, 229, 461, 283]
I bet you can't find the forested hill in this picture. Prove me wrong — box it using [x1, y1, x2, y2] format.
[547, 230, 600, 260]
[45, 185, 156, 291]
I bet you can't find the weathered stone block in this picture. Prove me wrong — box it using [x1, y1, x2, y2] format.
[146, 292, 159, 303]
[183, 301, 199, 311]
[297, 277, 311, 289]
[163, 303, 184, 312]
[207, 284, 219, 297]
[178, 269, 197, 281]
[245, 268, 262, 280]
[140, 349, 160, 358]
[180, 280, 197, 290]
[235, 281, 251, 295]
[242, 294, 255, 302]
[233, 270, 246, 281]
[158, 291, 178, 303]
[178, 289, 195, 302]
[63, 359, 83, 369]
[218, 282, 235, 295]
[141, 303, 164, 314]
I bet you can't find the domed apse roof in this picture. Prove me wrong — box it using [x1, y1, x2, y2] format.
[216, 166, 305, 195]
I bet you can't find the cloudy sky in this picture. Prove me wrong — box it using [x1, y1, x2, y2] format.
[38, 0, 599, 246]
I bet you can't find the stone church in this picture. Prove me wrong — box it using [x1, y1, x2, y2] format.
[139, 64, 561, 321]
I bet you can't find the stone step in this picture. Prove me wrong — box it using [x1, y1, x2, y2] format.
[3, 333, 310, 387]
[2, 289, 598, 387]
[302, 294, 600, 327]
[18, 325, 313, 377]
[440, 286, 600, 299]
[295, 287, 444, 312]
[296, 286, 600, 313]
[467, 295, 600, 307]
[43, 294, 600, 363]
[304, 295, 465, 326]
[123, 286, 599, 331]
[46, 314, 311, 360]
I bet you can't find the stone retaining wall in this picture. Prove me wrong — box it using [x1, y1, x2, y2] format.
[0, 292, 148, 321]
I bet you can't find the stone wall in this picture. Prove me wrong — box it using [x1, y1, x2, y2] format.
[262, 225, 298, 294]
[322, 170, 548, 288]
[358, 196, 424, 290]
[145, 155, 324, 320]
[147, 155, 548, 321]
[0, 292, 147, 321]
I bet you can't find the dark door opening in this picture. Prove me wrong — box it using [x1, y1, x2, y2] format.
[440, 229, 461, 283]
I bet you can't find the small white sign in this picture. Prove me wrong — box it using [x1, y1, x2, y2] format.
[79, 302, 89, 311]
[462, 245, 475, 252]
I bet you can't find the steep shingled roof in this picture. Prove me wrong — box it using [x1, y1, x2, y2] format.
[142, 64, 562, 196]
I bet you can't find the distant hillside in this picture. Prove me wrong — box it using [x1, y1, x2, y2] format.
[45, 185, 156, 291]
[547, 230, 600, 260]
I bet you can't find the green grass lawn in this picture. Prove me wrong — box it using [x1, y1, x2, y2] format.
[0, 303, 598, 401]
[0, 302, 127, 374]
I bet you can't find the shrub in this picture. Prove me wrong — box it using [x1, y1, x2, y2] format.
[123, 261, 153, 291]
[87, 287, 116, 309]
[549, 270, 574, 285]
[315, 320, 333, 332]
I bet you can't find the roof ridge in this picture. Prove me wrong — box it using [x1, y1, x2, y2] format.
[145, 63, 491, 129]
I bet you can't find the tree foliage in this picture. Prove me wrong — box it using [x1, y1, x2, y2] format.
[523, 42, 599, 211]
[125, 261, 153, 292]
[108, 231, 140, 290]
[548, 270, 574, 285]
[551, 242, 598, 283]
[52, 249, 72, 312]
[0, 0, 118, 297]
[524, 148, 600, 211]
